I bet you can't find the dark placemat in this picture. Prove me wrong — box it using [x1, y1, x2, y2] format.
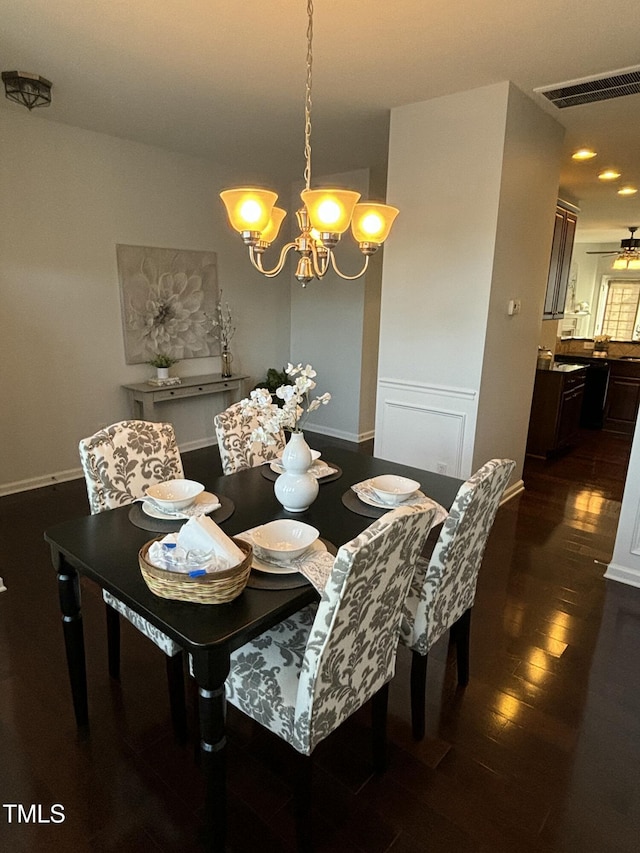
[341, 488, 389, 519]
[246, 539, 336, 591]
[261, 463, 343, 484]
[128, 494, 235, 533]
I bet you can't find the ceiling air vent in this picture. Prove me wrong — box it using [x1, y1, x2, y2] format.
[535, 65, 640, 109]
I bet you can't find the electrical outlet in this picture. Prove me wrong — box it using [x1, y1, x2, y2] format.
[436, 462, 447, 474]
[583, 341, 595, 350]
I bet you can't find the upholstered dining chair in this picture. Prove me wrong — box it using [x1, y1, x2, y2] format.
[78, 419, 187, 740]
[399, 457, 516, 740]
[214, 400, 286, 475]
[225, 502, 438, 850]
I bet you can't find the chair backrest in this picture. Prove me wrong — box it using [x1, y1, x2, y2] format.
[402, 458, 515, 655]
[292, 502, 438, 754]
[79, 420, 184, 515]
[214, 401, 285, 475]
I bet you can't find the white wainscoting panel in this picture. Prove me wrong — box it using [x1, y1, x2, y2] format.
[374, 378, 478, 478]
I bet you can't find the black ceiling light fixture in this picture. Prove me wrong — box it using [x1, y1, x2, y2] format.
[2, 71, 52, 110]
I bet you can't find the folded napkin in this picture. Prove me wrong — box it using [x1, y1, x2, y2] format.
[174, 494, 221, 517]
[147, 517, 245, 574]
[178, 517, 245, 568]
[237, 527, 335, 594]
[351, 480, 449, 524]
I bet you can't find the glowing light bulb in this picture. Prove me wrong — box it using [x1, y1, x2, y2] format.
[240, 200, 264, 224]
[316, 200, 341, 226]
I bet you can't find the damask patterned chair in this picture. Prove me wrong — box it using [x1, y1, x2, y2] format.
[225, 502, 438, 849]
[399, 457, 515, 740]
[78, 420, 187, 740]
[214, 400, 286, 475]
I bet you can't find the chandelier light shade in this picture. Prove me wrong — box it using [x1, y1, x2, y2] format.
[300, 189, 362, 235]
[351, 203, 400, 244]
[2, 71, 52, 110]
[218, 188, 277, 235]
[219, 0, 399, 286]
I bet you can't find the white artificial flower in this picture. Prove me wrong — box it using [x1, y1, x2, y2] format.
[242, 363, 331, 440]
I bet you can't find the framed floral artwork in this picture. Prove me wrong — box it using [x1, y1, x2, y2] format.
[116, 244, 219, 364]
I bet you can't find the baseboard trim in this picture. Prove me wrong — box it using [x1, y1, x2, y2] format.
[604, 563, 640, 588]
[0, 437, 219, 498]
[303, 423, 374, 444]
[0, 468, 84, 498]
[502, 479, 525, 504]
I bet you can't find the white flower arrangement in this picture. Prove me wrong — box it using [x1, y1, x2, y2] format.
[210, 290, 236, 350]
[240, 363, 331, 443]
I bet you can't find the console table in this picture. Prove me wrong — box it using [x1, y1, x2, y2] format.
[121, 373, 248, 421]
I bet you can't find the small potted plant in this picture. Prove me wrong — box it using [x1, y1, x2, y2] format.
[148, 353, 178, 380]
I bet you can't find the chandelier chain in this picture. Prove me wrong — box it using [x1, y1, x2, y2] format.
[304, 0, 313, 191]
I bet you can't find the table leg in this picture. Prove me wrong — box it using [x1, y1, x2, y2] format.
[53, 550, 89, 727]
[191, 650, 230, 853]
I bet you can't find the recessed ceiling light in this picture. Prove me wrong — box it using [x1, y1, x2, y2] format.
[572, 148, 597, 160]
[618, 186, 638, 196]
[599, 169, 621, 180]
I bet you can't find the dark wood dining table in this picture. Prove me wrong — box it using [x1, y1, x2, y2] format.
[44, 446, 463, 851]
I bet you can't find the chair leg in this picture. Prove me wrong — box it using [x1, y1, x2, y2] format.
[105, 603, 121, 681]
[165, 653, 187, 744]
[450, 608, 472, 687]
[371, 682, 390, 772]
[293, 753, 313, 853]
[410, 649, 428, 741]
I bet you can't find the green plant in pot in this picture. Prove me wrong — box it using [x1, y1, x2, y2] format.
[148, 353, 178, 379]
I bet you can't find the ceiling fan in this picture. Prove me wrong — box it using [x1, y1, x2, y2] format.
[587, 226, 640, 256]
[587, 226, 640, 269]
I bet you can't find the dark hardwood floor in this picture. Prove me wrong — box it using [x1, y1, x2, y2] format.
[1, 428, 639, 851]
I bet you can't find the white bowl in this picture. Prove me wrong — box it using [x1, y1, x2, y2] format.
[370, 474, 420, 505]
[252, 520, 319, 562]
[145, 479, 205, 512]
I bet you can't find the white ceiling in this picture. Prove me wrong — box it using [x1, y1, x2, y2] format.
[2, 0, 640, 244]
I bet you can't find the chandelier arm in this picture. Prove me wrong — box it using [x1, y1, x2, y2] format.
[250, 243, 298, 277]
[329, 252, 370, 280]
[310, 243, 329, 279]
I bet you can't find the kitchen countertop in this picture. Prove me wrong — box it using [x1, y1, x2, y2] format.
[538, 363, 587, 373]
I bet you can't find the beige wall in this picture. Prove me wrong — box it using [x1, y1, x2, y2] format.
[0, 110, 291, 493]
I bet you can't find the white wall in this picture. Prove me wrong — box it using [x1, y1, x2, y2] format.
[473, 84, 565, 473]
[606, 414, 640, 587]
[376, 82, 564, 484]
[0, 110, 291, 494]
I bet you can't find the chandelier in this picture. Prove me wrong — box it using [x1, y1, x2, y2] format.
[219, 0, 399, 287]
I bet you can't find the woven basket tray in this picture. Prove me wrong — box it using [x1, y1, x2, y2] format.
[139, 537, 253, 604]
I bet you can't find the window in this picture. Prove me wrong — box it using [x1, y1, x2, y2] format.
[595, 279, 640, 340]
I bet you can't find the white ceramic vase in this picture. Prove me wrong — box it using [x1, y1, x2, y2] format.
[156, 367, 170, 380]
[274, 431, 319, 513]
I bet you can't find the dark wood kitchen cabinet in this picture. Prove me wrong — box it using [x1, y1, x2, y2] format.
[604, 360, 640, 434]
[526, 367, 586, 457]
[543, 204, 578, 319]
